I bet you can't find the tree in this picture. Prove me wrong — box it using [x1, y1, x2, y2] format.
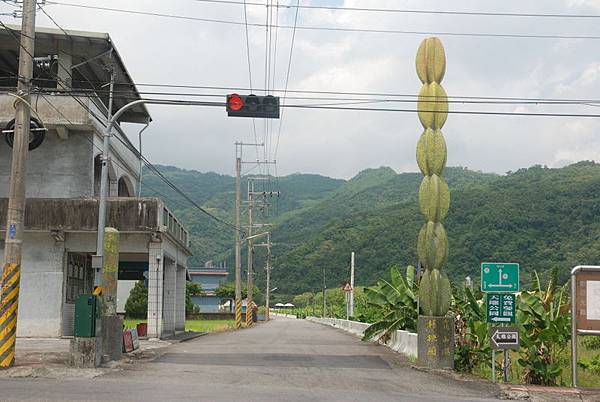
[186, 282, 203, 315]
[215, 281, 261, 301]
[125, 280, 148, 318]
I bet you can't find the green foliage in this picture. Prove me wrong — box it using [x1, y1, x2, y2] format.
[146, 162, 600, 298]
[214, 281, 261, 301]
[517, 269, 570, 385]
[186, 282, 203, 315]
[582, 336, 600, 350]
[124, 280, 148, 318]
[362, 266, 418, 341]
[578, 354, 600, 375]
[453, 287, 490, 373]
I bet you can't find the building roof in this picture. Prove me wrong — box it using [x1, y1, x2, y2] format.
[0, 24, 150, 124]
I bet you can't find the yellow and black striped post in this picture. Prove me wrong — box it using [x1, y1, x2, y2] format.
[246, 299, 253, 327]
[0, 263, 20, 369]
[235, 298, 242, 329]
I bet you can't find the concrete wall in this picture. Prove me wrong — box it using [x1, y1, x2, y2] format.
[0, 233, 64, 337]
[306, 317, 418, 359]
[0, 93, 140, 199]
[0, 130, 94, 198]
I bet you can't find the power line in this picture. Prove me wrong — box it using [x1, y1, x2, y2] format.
[42, 2, 600, 40]
[189, 0, 600, 19]
[274, 0, 299, 165]
[8, 76, 600, 104]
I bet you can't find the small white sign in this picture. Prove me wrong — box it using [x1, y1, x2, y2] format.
[586, 281, 600, 320]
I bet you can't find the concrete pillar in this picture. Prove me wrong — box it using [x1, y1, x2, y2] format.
[146, 242, 163, 339]
[109, 179, 118, 197]
[162, 259, 176, 335]
[175, 266, 186, 331]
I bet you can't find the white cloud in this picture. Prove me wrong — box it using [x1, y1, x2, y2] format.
[2, 0, 599, 178]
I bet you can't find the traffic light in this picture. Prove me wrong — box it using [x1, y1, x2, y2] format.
[226, 94, 280, 119]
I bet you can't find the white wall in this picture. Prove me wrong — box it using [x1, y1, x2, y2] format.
[117, 280, 137, 314]
[0, 233, 64, 337]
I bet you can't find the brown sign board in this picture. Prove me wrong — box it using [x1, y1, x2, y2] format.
[575, 271, 600, 331]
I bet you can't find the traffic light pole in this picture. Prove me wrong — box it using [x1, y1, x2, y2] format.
[0, 0, 37, 370]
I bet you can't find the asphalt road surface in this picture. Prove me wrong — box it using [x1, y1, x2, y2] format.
[0, 317, 502, 402]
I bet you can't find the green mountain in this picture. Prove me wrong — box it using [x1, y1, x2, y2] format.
[272, 161, 600, 294]
[142, 161, 600, 296]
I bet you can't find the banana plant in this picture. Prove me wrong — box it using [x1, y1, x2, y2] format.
[453, 287, 491, 372]
[517, 269, 571, 385]
[362, 265, 418, 341]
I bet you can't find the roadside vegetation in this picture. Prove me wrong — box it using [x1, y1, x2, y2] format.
[290, 266, 600, 388]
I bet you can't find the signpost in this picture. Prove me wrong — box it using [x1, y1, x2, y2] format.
[481, 262, 520, 293]
[490, 326, 520, 350]
[571, 265, 600, 387]
[342, 282, 352, 319]
[482, 262, 520, 383]
[486, 293, 516, 324]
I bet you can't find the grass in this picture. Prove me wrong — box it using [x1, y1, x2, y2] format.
[123, 319, 236, 333]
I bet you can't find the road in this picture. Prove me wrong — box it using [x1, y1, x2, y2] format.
[0, 317, 501, 402]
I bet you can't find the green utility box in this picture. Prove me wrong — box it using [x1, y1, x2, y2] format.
[74, 294, 99, 337]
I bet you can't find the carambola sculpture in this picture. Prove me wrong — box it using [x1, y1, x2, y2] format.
[415, 37, 452, 317]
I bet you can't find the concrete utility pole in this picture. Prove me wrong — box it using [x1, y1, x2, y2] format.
[349, 252, 355, 318]
[322, 267, 326, 318]
[234, 149, 242, 329]
[0, 0, 36, 370]
[264, 233, 271, 321]
[94, 61, 115, 286]
[246, 179, 254, 327]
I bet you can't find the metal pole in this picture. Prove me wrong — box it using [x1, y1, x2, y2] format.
[94, 64, 114, 286]
[491, 350, 496, 383]
[137, 120, 150, 197]
[322, 267, 326, 318]
[246, 180, 254, 327]
[265, 233, 271, 321]
[0, 0, 36, 370]
[503, 349, 509, 382]
[234, 152, 242, 329]
[571, 269, 578, 387]
[349, 252, 355, 318]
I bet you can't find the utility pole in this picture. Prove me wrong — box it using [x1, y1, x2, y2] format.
[0, 0, 36, 370]
[234, 146, 242, 329]
[234, 142, 265, 329]
[322, 267, 326, 318]
[94, 61, 115, 286]
[245, 179, 254, 327]
[264, 233, 271, 321]
[349, 252, 355, 318]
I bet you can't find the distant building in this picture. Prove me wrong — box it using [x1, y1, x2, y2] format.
[189, 263, 229, 313]
[0, 25, 192, 339]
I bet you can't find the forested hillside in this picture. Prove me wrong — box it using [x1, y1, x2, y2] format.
[143, 161, 600, 296]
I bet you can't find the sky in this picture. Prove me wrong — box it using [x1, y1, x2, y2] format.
[3, 0, 600, 179]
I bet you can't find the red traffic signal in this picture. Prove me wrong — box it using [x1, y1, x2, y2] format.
[226, 94, 280, 119]
[227, 94, 244, 111]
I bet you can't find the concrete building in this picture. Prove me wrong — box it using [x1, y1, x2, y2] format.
[0, 25, 192, 339]
[189, 263, 229, 313]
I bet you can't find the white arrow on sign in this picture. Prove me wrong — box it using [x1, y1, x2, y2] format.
[491, 329, 519, 349]
[490, 316, 512, 323]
